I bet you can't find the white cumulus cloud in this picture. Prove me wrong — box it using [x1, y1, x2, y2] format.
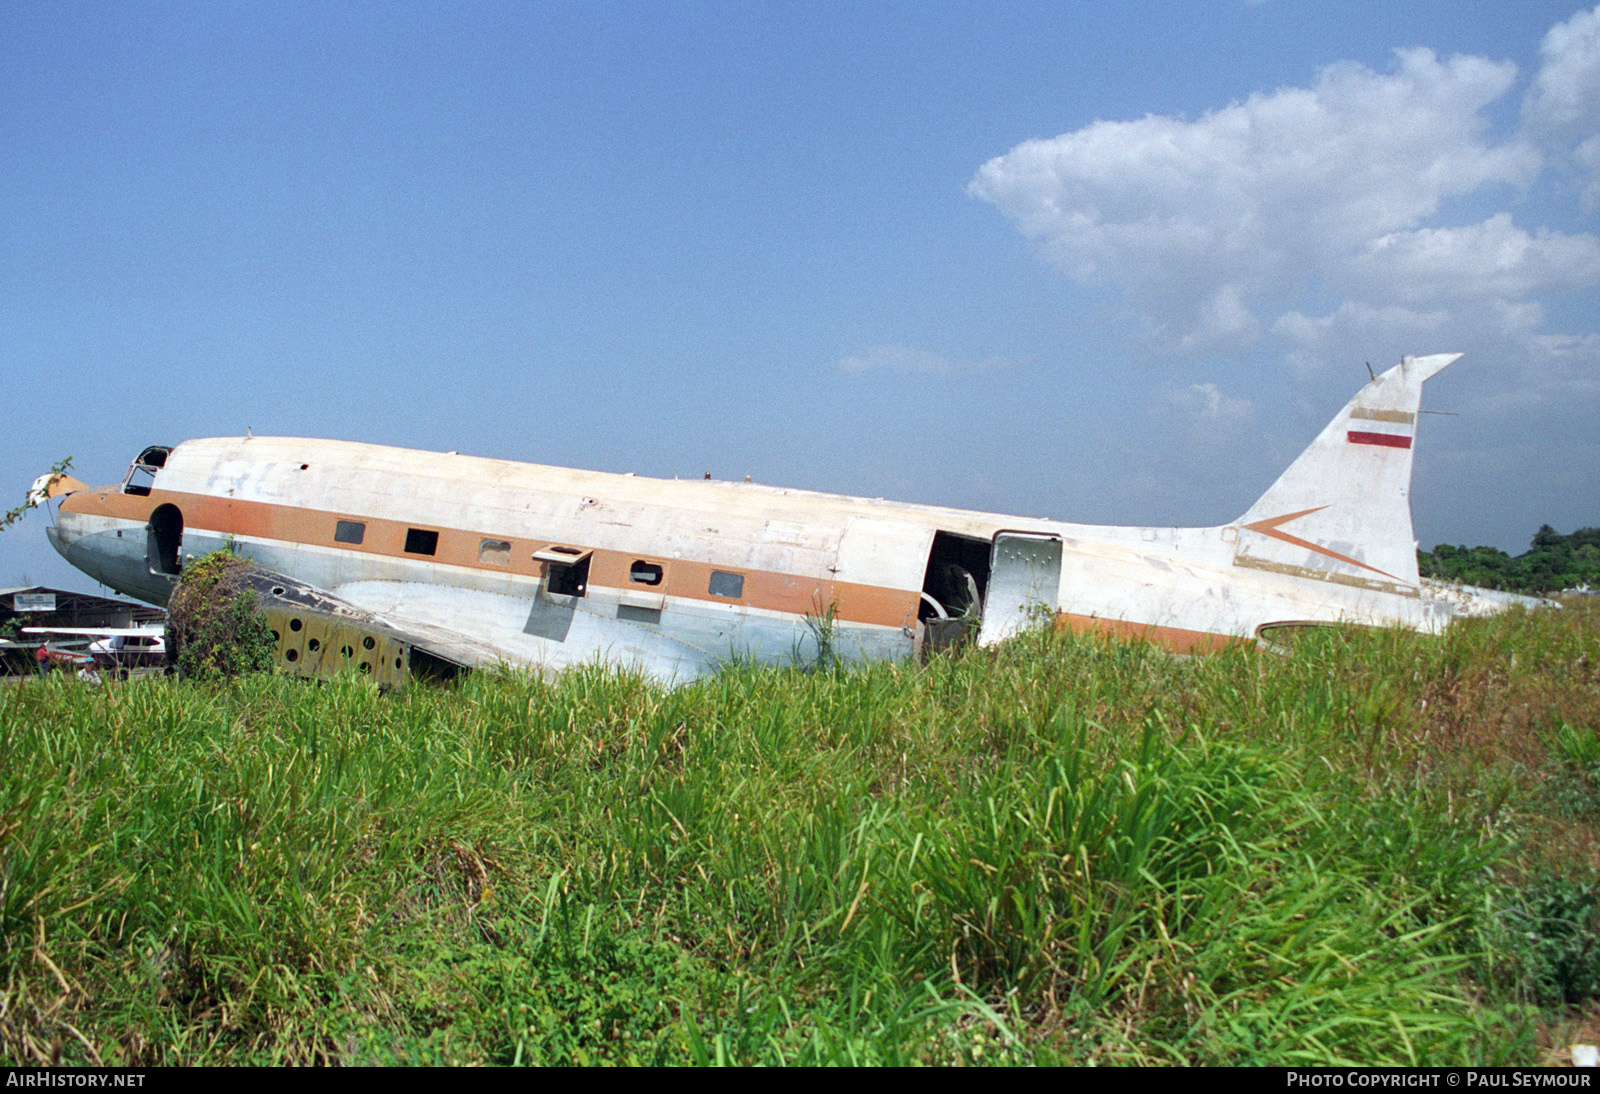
[1155, 381, 1258, 451]
[1578, 135, 1600, 206]
[1163, 382, 1256, 423]
[969, 48, 1545, 354]
[1354, 214, 1600, 303]
[1524, 4, 1600, 135]
[1525, 5, 1600, 208]
[962, 8, 1600, 545]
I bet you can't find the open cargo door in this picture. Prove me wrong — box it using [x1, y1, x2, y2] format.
[976, 531, 1062, 648]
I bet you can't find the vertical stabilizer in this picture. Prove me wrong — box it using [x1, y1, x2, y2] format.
[1232, 353, 1461, 593]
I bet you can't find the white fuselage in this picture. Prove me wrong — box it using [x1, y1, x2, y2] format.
[48, 433, 1452, 683]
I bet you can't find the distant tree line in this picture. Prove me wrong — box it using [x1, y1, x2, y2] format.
[1419, 525, 1600, 594]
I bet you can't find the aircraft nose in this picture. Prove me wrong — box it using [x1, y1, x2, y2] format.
[44, 506, 161, 601]
[47, 508, 85, 553]
[47, 509, 98, 567]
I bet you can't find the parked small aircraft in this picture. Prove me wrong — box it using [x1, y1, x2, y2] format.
[33, 353, 1532, 685]
[0, 638, 93, 672]
[22, 626, 167, 673]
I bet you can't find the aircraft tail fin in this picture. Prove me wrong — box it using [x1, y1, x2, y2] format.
[1232, 353, 1461, 592]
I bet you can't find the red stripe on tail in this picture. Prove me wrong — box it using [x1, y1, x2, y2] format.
[1347, 430, 1412, 449]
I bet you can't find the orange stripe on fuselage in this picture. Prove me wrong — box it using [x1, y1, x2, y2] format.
[1055, 612, 1241, 654]
[59, 487, 921, 629]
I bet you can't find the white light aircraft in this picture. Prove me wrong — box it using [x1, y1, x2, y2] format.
[21, 626, 167, 668]
[33, 353, 1535, 685]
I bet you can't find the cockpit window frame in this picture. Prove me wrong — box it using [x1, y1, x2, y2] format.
[121, 445, 173, 496]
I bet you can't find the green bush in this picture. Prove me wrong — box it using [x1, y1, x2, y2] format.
[1499, 876, 1600, 1006]
[165, 549, 276, 679]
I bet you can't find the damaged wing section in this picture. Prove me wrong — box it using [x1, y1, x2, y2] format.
[232, 566, 507, 686]
[27, 470, 87, 507]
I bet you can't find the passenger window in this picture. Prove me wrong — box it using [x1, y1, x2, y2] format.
[404, 528, 439, 556]
[334, 520, 366, 545]
[479, 539, 511, 565]
[629, 561, 664, 585]
[708, 571, 744, 599]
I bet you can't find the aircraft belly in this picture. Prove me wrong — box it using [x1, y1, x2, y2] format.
[327, 579, 688, 678]
[1053, 544, 1440, 645]
[328, 579, 907, 683]
[173, 533, 914, 682]
[48, 515, 174, 606]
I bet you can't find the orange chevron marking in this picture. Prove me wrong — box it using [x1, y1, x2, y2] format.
[1243, 506, 1402, 582]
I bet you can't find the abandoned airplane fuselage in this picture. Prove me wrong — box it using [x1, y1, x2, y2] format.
[41, 354, 1490, 683]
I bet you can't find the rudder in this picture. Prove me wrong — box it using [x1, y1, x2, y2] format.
[1232, 353, 1461, 593]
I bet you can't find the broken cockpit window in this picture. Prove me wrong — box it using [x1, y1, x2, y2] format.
[121, 445, 171, 496]
[479, 539, 511, 565]
[629, 560, 664, 585]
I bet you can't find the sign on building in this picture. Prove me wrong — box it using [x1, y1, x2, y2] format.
[13, 593, 56, 612]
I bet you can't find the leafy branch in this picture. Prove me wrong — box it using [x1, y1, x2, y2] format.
[1, 456, 74, 533]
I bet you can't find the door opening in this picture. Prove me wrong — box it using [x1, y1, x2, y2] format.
[918, 531, 991, 652]
[147, 504, 184, 577]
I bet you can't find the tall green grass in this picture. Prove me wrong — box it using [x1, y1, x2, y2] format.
[1, 601, 1597, 1064]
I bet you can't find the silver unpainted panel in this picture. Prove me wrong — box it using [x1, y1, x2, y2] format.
[525, 599, 576, 642]
[978, 532, 1064, 648]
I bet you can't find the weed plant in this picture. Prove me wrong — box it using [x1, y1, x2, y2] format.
[1, 600, 1597, 1064]
[164, 550, 276, 680]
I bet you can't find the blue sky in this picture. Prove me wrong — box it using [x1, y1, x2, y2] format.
[3, 0, 1596, 592]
